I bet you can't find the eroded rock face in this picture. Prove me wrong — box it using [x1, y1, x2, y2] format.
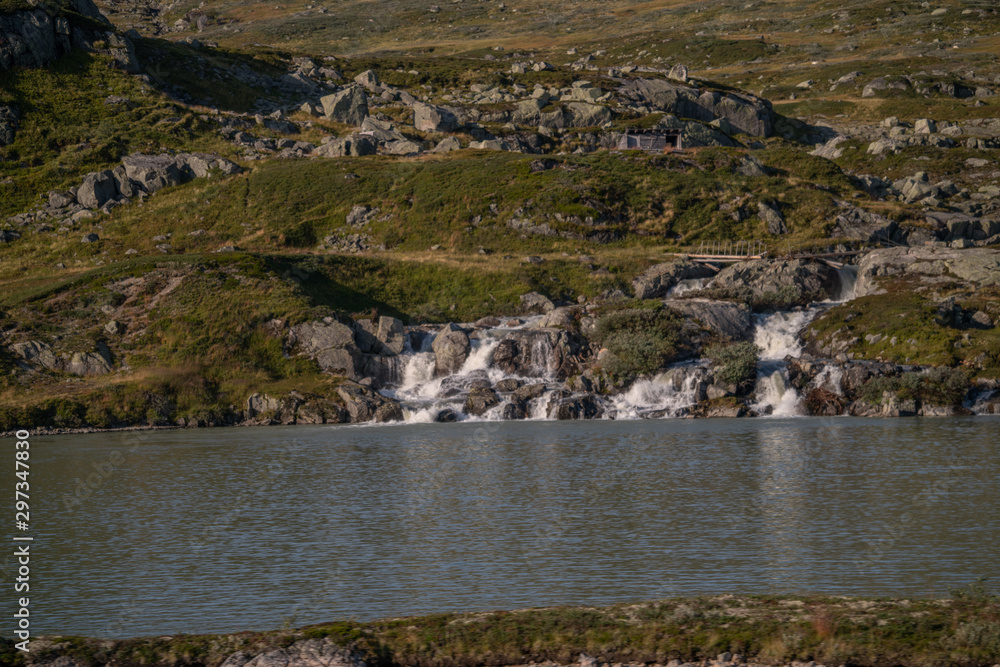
[855, 247, 1000, 297]
[711, 259, 840, 301]
[290, 319, 361, 379]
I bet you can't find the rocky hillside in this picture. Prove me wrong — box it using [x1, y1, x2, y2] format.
[0, 0, 999, 431]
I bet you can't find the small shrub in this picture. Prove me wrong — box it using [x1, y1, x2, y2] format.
[706, 341, 760, 388]
[593, 307, 683, 376]
[860, 367, 970, 406]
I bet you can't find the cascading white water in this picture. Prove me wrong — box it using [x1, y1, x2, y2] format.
[752, 370, 802, 417]
[667, 278, 710, 297]
[754, 309, 818, 360]
[610, 371, 702, 419]
[834, 265, 858, 303]
[812, 365, 844, 395]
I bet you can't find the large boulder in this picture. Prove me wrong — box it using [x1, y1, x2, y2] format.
[549, 394, 603, 420]
[77, 170, 118, 208]
[9, 340, 61, 371]
[375, 316, 406, 355]
[315, 134, 377, 157]
[432, 324, 470, 376]
[65, 345, 113, 376]
[413, 102, 460, 132]
[321, 86, 369, 126]
[465, 387, 501, 416]
[122, 154, 184, 193]
[855, 247, 1000, 297]
[336, 382, 403, 423]
[662, 298, 754, 341]
[633, 259, 716, 299]
[290, 320, 361, 379]
[711, 259, 840, 301]
[832, 205, 899, 243]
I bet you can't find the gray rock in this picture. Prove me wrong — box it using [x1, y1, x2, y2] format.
[810, 135, 848, 160]
[662, 298, 754, 341]
[290, 320, 361, 379]
[564, 102, 611, 127]
[77, 170, 117, 208]
[121, 154, 184, 193]
[758, 201, 786, 235]
[66, 345, 113, 376]
[432, 324, 471, 376]
[48, 190, 75, 208]
[376, 316, 406, 354]
[520, 291, 555, 313]
[550, 394, 603, 419]
[81, 233, 99, 243]
[321, 86, 369, 126]
[432, 136, 461, 152]
[619, 78, 774, 137]
[855, 247, 1000, 297]
[632, 259, 715, 299]
[315, 134, 377, 157]
[354, 69, 380, 90]
[10, 340, 61, 371]
[711, 259, 840, 300]
[413, 102, 460, 132]
[231, 638, 367, 667]
[245, 393, 282, 418]
[346, 205, 379, 227]
[667, 64, 689, 82]
[465, 387, 501, 416]
[336, 382, 402, 423]
[914, 118, 937, 134]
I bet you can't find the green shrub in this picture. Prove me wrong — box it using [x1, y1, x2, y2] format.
[860, 367, 971, 406]
[593, 307, 684, 376]
[706, 341, 760, 388]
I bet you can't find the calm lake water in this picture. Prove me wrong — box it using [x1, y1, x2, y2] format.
[6, 417, 1000, 638]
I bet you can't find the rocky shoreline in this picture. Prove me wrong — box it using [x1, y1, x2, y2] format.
[10, 596, 1000, 667]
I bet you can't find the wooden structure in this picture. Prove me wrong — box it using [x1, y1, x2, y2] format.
[616, 129, 682, 152]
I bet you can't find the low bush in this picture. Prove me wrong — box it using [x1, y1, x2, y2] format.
[860, 367, 971, 406]
[592, 307, 684, 376]
[706, 341, 760, 388]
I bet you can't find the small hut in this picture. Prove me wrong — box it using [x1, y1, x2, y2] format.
[615, 129, 683, 152]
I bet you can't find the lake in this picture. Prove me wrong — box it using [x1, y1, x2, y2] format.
[8, 417, 1000, 638]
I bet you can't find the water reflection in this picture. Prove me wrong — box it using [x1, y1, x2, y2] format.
[13, 417, 1000, 637]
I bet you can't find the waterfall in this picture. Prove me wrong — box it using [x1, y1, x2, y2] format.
[834, 265, 858, 303]
[667, 278, 710, 297]
[610, 371, 701, 419]
[753, 310, 817, 360]
[752, 369, 803, 417]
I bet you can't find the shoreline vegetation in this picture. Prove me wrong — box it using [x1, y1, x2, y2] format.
[10, 594, 1000, 667]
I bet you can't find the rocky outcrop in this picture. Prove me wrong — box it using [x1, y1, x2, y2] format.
[662, 299, 753, 341]
[0, 0, 138, 72]
[711, 259, 840, 301]
[314, 134, 377, 157]
[220, 638, 366, 667]
[855, 247, 1000, 297]
[9, 340, 112, 376]
[633, 259, 716, 299]
[321, 86, 369, 126]
[619, 78, 775, 137]
[336, 382, 403, 423]
[7, 153, 241, 230]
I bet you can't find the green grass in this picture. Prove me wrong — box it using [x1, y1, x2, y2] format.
[0, 51, 232, 219]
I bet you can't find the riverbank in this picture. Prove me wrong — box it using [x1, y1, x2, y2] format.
[9, 594, 1000, 667]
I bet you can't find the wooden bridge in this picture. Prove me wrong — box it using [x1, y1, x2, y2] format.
[679, 241, 867, 271]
